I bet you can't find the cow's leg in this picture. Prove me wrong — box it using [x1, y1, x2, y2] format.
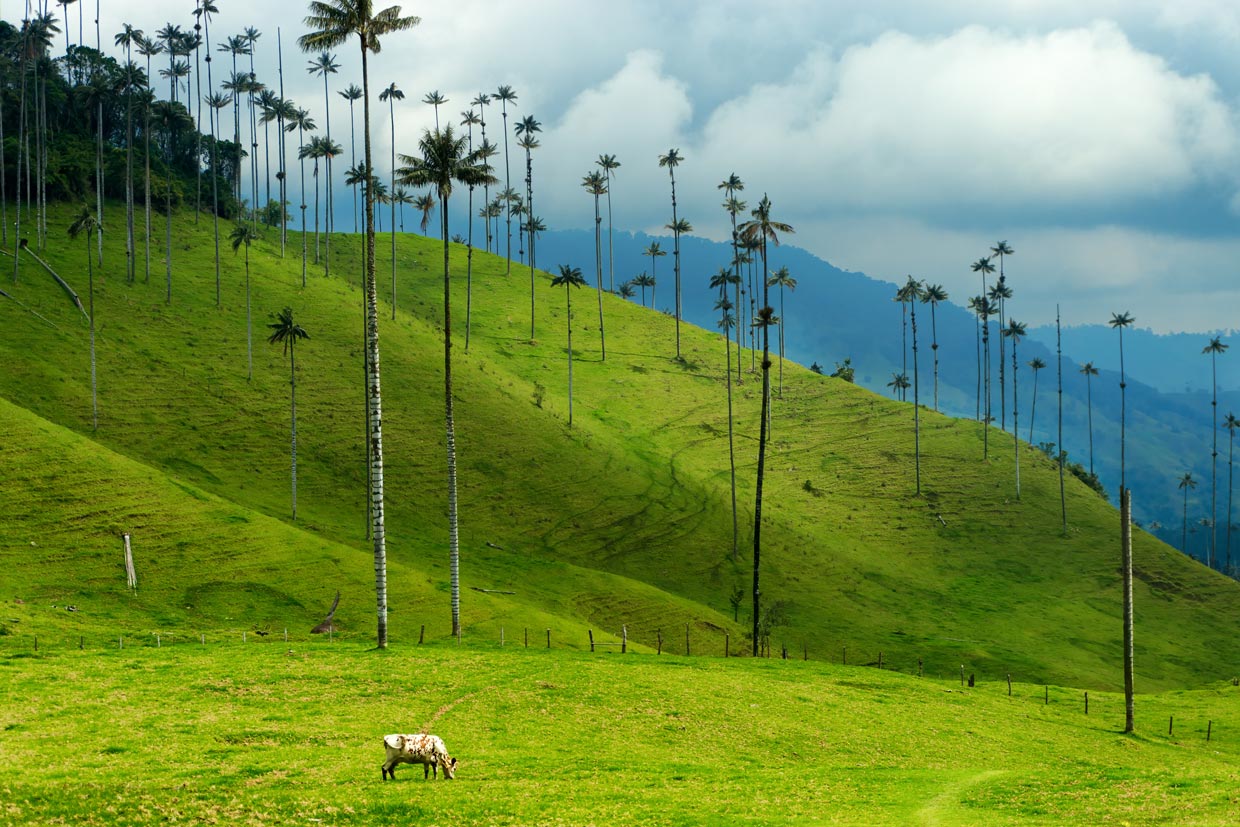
[423, 762, 431, 779]
[382, 759, 396, 780]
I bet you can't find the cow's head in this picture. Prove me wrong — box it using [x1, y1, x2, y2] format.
[442, 756, 457, 780]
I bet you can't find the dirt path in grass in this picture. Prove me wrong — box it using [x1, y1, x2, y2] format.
[915, 769, 1008, 826]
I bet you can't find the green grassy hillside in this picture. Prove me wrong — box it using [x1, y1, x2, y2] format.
[1, 204, 1238, 690]
[3, 643, 1239, 826]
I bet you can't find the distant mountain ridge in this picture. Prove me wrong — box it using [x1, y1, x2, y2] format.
[536, 227, 1240, 557]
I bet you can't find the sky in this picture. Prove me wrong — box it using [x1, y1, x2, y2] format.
[11, 0, 1240, 333]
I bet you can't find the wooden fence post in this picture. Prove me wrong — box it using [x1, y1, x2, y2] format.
[843, 646, 847, 665]
[877, 651, 883, 670]
[803, 643, 808, 661]
[1007, 673, 1012, 696]
[243, 631, 247, 644]
[1085, 692, 1089, 715]
[589, 629, 595, 653]
[501, 627, 505, 647]
[1207, 721, 1212, 742]
[1045, 686, 1048, 705]
[33, 636, 37, 652]
[201, 634, 205, 646]
[1169, 716, 1174, 736]
[960, 665, 965, 686]
[119, 636, 123, 650]
[419, 625, 425, 645]
[622, 625, 627, 654]
[79, 636, 83, 650]
[284, 628, 288, 643]
[725, 633, 730, 658]
[685, 624, 690, 656]
[657, 629, 663, 655]
[918, 658, 923, 677]
[546, 629, 551, 649]
[525, 628, 529, 648]
[156, 633, 161, 648]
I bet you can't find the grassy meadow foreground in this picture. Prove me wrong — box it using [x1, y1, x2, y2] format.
[1, 642, 1238, 826]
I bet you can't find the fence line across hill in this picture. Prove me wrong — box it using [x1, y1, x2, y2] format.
[6, 625, 1237, 743]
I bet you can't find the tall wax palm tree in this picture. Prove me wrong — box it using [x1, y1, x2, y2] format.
[1203, 336, 1229, 569]
[472, 93, 492, 251]
[991, 241, 1013, 422]
[153, 100, 193, 304]
[618, 281, 635, 300]
[967, 295, 983, 419]
[971, 256, 996, 452]
[1110, 311, 1136, 494]
[220, 36, 249, 201]
[379, 82, 404, 318]
[422, 89, 446, 128]
[515, 116, 541, 339]
[287, 107, 316, 287]
[1027, 357, 1046, 443]
[115, 24, 144, 284]
[67, 206, 101, 431]
[989, 279, 1014, 430]
[1225, 412, 1238, 573]
[643, 240, 666, 310]
[494, 85, 517, 274]
[206, 91, 231, 302]
[740, 238, 761, 369]
[274, 96, 299, 255]
[551, 264, 587, 425]
[190, 6, 211, 218]
[596, 154, 620, 291]
[413, 192, 435, 234]
[737, 194, 793, 656]
[921, 283, 947, 410]
[242, 28, 264, 229]
[1003, 318, 1027, 498]
[302, 136, 327, 262]
[715, 293, 740, 561]
[1179, 472, 1198, 555]
[658, 148, 685, 357]
[893, 280, 918, 402]
[1080, 361, 1099, 477]
[268, 307, 310, 519]
[460, 109, 480, 350]
[136, 36, 164, 285]
[397, 125, 496, 640]
[904, 277, 925, 494]
[1056, 307, 1067, 533]
[229, 222, 258, 380]
[720, 174, 746, 383]
[583, 170, 608, 360]
[768, 266, 797, 397]
[339, 83, 363, 231]
[258, 89, 281, 209]
[633, 272, 655, 307]
[393, 186, 411, 231]
[887, 372, 909, 398]
[307, 51, 339, 272]
[300, 0, 421, 650]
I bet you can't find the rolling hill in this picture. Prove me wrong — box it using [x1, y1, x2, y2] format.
[1, 204, 1238, 692]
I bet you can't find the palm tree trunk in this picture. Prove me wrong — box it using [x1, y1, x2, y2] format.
[313, 162, 321, 263]
[144, 99, 152, 285]
[1227, 429, 1234, 573]
[125, 73, 136, 284]
[13, 48, 26, 283]
[361, 43, 389, 650]
[441, 195, 461, 638]
[1012, 341, 1020, 499]
[1183, 486, 1190, 554]
[502, 101, 511, 274]
[277, 29, 287, 256]
[1086, 374, 1094, 476]
[465, 124, 475, 353]
[730, 216, 742, 384]
[290, 339, 298, 519]
[245, 244, 252, 380]
[725, 321, 738, 561]
[1057, 309, 1067, 534]
[299, 125, 307, 287]
[900, 303, 907, 402]
[930, 302, 939, 411]
[566, 286, 574, 426]
[1119, 328, 1127, 493]
[1, 74, 7, 250]
[605, 174, 614, 292]
[911, 299, 920, 495]
[671, 170, 680, 359]
[1029, 372, 1038, 443]
[1121, 488, 1135, 733]
[87, 234, 97, 431]
[1211, 352, 1219, 569]
[594, 196, 605, 361]
[165, 128, 174, 304]
[752, 234, 772, 657]
[389, 99, 396, 320]
[778, 284, 785, 397]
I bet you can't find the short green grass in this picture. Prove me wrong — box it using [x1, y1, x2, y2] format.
[1, 204, 1239, 692]
[1, 643, 1238, 826]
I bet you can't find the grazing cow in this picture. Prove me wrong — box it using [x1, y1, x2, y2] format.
[381, 733, 457, 781]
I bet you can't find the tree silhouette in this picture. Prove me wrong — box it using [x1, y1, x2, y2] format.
[300, 0, 421, 649]
[397, 125, 496, 639]
[1110, 311, 1136, 494]
[67, 206, 101, 431]
[1079, 361, 1099, 477]
[1003, 319, 1027, 498]
[1203, 336, 1229, 568]
[597, 153, 621, 291]
[551, 264, 587, 426]
[921, 283, 947, 411]
[1178, 472, 1198, 556]
[267, 307, 310, 519]
[737, 194, 793, 656]
[1028, 357, 1046, 444]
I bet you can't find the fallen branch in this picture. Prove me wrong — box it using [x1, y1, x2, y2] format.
[470, 587, 516, 595]
[20, 241, 88, 322]
[0, 287, 57, 328]
[311, 590, 341, 634]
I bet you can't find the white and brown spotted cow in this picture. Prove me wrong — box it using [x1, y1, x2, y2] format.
[381, 733, 457, 780]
